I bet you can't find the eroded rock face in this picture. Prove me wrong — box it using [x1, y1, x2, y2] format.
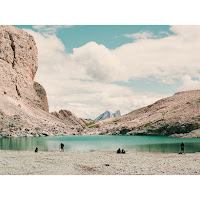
[51, 110, 87, 132]
[0, 25, 47, 111]
[0, 26, 87, 138]
[33, 82, 49, 112]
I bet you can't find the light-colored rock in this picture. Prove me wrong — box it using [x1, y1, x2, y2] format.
[26, 134, 34, 137]
[1, 151, 200, 175]
[0, 25, 47, 111]
[51, 110, 87, 132]
[0, 26, 86, 138]
[33, 82, 49, 112]
[88, 90, 200, 137]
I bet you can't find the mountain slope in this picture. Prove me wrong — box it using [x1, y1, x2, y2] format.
[87, 90, 200, 137]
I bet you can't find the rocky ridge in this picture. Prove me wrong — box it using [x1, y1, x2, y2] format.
[51, 110, 86, 132]
[0, 25, 86, 138]
[85, 90, 200, 137]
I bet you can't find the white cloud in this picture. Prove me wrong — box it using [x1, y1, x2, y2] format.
[25, 28, 167, 118]
[52, 25, 200, 83]
[124, 31, 154, 39]
[179, 75, 200, 91]
[47, 79, 167, 119]
[23, 26, 200, 118]
[33, 25, 73, 34]
[71, 42, 126, 82]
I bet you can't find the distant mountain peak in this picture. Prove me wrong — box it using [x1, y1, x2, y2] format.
[95, 110, 121, 121]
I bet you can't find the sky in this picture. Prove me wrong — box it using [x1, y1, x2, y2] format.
[15, 25, 200, 119]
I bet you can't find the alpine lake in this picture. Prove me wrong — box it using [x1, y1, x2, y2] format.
[0, 135, 200, 153]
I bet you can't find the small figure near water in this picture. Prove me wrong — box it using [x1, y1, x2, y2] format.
[117, 148, 126, 154]
[181, 142, 184, 154]
[61, 142, 64, 152]
[35, 147, 38, 153]
[121, 149, 126, 154]
[117, 148, 121, 154]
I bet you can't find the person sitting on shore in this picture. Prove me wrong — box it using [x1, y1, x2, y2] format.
[121, 149, 126, 154]
[61, 142, 64, 152]
[35, 147, 38, 153]
[117, 148, 121, 154]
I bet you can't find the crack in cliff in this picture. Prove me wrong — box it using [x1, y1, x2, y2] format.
[15, 85, 21, 97]
[0, 57, 10, 64]
[7, 32, 21, 97]
[9, 33, 15, 69]
[0, 57, 7, 62]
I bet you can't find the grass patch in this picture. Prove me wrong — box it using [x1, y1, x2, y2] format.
[113, 119, 120, 123]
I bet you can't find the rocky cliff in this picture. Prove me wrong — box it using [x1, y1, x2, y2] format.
[0, 25, 86, 137]
[51, 110, 86, 132]
[0, 25, 48, 111]
[86, 90, 200, 137]
[33, 82, 49, 112]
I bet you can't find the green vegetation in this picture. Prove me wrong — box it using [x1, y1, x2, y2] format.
[9, 124, 14, 127]
[88, 125, 96, 128]
[80, 118, 97, 127]
[87, 121, 95, 126]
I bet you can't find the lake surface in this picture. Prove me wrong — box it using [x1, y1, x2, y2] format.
[1, 135, 200, 153]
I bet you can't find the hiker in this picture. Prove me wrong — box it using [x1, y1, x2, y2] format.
[35, 147, 38, 153]
[180, 142, 184, 154]
[121, 149, 126, 154]
[61, 142, 64, 152]
[117, 148, 121, 154]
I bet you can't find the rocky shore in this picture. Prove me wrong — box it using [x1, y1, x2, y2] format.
[0, 150, 200, 175]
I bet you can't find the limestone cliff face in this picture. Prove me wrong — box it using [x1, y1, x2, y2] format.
[0, 25, 47, 112]
[33, 82, 49, 112]
[0, 26, 86, 138]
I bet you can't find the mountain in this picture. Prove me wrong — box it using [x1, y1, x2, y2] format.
[87, 90, 200, 137]
[0, 25, 86, 138]
[51, 110, 86, 132]
[113, 110, 121, 117]
[95, 110, 121, 121]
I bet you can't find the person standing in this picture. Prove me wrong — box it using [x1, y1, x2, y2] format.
[180, 142, 184, 154]
[61, 142, 64, 152]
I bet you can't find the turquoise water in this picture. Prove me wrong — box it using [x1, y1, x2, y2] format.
[1, 135, 200, 153]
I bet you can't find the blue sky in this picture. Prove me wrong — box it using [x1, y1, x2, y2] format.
[16, 25, 172, 53]
[14, 25, 200, 118]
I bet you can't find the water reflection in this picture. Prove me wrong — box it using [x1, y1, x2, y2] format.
[0, 135, 200, 153]
[0, 137, 49, 151]
[134, 143, 200, 153]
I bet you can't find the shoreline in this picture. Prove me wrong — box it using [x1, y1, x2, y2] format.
[1, 132, 200, 139]
[0, 149, 198, 154]
[1, 133, 200, 138]
[0, 150, 200, 175]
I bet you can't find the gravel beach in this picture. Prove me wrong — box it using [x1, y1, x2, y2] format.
[0, 150, 200, 175]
